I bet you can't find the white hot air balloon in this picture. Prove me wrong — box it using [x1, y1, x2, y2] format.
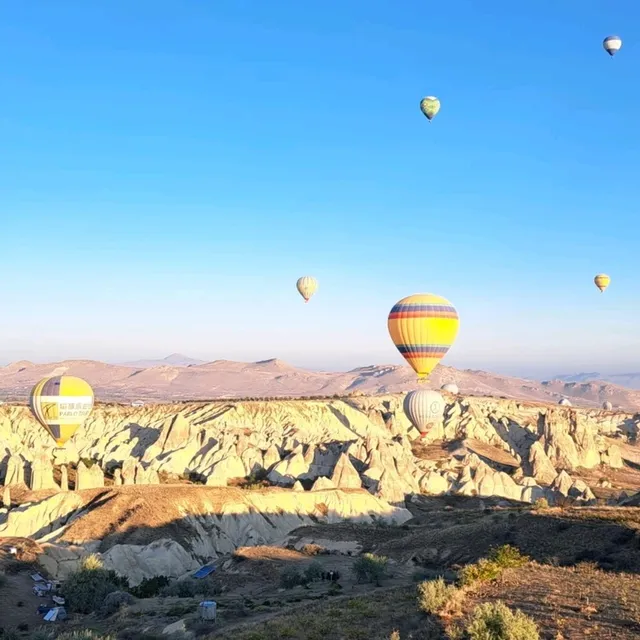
[603, 35, 622, 57]
[441, 382, 459, 395]
[403, 389, 446, 436]
[559, 398, 572, 407]
[296, 276, 318, 303]
[602, 401, 613, 411]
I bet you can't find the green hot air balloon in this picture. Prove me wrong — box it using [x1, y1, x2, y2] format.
[420, 96, 441, 122]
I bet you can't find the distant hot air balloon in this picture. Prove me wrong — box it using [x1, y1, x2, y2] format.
[594, 274, 610, 293]
[29, 376, 94, 447]
[602, 401, 613, 410]
[441, 382, 459, 395]
[419, 97, 441, 122]
[559, 398, 572, 407]
[403, 389, 446, 436]
[388, 294, 459, 380]
[296, 276, 318, 303]
[603, 35, 622, 57]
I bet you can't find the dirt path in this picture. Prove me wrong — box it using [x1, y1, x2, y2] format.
[0, 573, 49, 635]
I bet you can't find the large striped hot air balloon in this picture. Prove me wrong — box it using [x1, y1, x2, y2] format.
[29, 376, 94, 447]
[388, 293, 459, 380]
[594, 274, 610, 293]
[296, 276, 318, 303]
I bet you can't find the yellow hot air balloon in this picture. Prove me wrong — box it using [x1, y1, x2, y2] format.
[296, 276, 318, 303]
[594, 274, 610, 293]
[29, 375, 94, 447]
[388, 293, 459, 380]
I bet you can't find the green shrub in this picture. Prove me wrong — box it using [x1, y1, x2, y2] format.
[488, 545, 530, 569]
[3, 560, 23, 575]
[458, 559, 502, 586]
[0, 629, 20, 640]
[467, 601, 539, 640]
[280, 567, 305, 589]
[101, 590, 135, 615]
[130, 575, 171, 598]
[352, 553, 388, 586]
[304, 561, 323, 583]
[417, 578, 460, 615]
[80, 554, 104, 571]
[160, 576, 220, 598]
[61, 563, 124, 614]
[533, 497, 549, 510]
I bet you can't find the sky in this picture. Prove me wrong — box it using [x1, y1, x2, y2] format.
[1, 0, 640, 378]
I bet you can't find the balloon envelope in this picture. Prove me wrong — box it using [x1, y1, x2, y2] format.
[388, 294, 459, 379]
[296, 276, 318, 303]
[403, 389, 445, 435]
[603, 35, 622, 56]
[559, 398, 572, 406]
[441, 382, 459, 395]
[30, 376, 94, 447]
[419, 96, 440, 121]
[602, 401, 613, 410]
[594, 274, 610, 292]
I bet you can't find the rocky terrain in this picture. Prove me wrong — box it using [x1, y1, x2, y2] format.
[0, 394, 639, 638]
[2, 355, 640, 409]
[1, 393, 639, 581]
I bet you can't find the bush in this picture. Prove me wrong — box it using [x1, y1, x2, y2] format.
[533, 497, 549, 510]
[0, 572, 6, 587]
[304, 562, 323, 583]
[417, 578, 460, 615]
[61, 562, 125, 614]
[458, 559, 502, 587]
[3, 560, 23, 575]
[352, 553, 388, 586]
[80, 554, 105, 571]
[0, 629, 20, 640]
[160, 577, 220, 598]
[467, 601, 539, 640]
[130, 575, 171, 598]
[280, 567, 305, 589]
[101, 590, 135, 615]
[488, 545, 530, 569]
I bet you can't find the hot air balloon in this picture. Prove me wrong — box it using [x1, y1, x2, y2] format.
[602, 401, 613, 411]
[403, 389, 445, 436]
[603, 35, 622, 57]
[296, 276, 318, 303]
[388, 294, 459, 380]
[441, 382, 459, 395]
[594, 274, 610, 293]
[29, 376, 94, 447]
[559, 398, 572, 407]
[419, 97, 440, 122]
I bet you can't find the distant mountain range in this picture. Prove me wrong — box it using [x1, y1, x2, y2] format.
[552, 372, 640, 390]
[1, 355, 639, 409]
[122, 353, 207, 368]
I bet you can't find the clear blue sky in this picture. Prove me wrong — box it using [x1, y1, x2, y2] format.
[1, 0, 639, 378]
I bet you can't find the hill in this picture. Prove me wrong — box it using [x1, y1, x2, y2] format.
[2, 356, 640, 409]
[554, 371, 640, 390]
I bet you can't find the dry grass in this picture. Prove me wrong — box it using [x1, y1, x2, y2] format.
[464, 563, 640, 639]
[210, 586, 444, 640]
